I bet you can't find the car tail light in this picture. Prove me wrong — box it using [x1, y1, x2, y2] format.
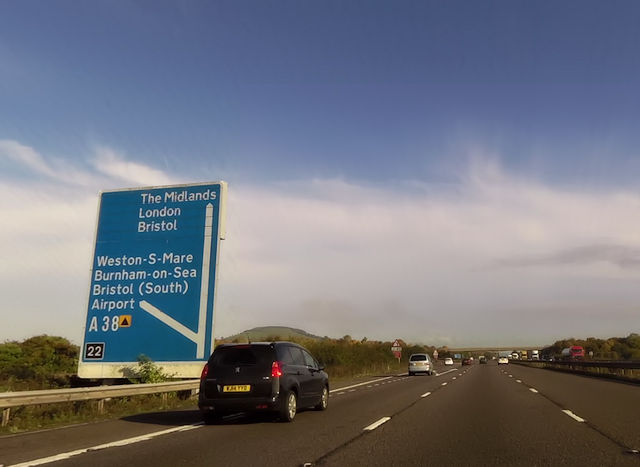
[200, 363, 209, 380]
[271, 361, 283, 377]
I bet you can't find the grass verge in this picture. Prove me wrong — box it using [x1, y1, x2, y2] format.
[0, 392, 197, 435]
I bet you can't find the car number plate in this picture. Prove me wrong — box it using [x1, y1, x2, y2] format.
[223, 385, 251, 393]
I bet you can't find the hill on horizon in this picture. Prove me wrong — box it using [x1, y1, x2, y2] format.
[220, 326, 324, 343]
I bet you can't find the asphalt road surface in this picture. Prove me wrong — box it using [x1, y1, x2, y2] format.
[2, 362, 639, 466]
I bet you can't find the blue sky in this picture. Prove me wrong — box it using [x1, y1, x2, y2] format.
[1, 1, 640, 346]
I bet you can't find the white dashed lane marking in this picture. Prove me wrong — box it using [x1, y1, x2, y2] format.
[529, 388, 539, 393]
[331, 376, 393, 393]
[562, 410, 586, 423]
[363, 417, 391, 431]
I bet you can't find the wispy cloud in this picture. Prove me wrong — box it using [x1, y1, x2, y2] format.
[0, 139, 61, 179]
[2, 142, 640, 345]
[0, 139, 176, 187]
[92, 146, 174, 186]
[498, 244, 640, 269]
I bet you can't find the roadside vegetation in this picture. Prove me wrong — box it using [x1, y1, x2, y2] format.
[542, 333, 640, 360]
[0, 335, 79, 392]
[0, 336, 186, 433]
[223, 333, 435, 380]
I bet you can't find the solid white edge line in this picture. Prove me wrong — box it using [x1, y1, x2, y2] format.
[562, 410, 586, 423]
[332, 376, 393, 393]
[529, 388, 539, 393]
[8, 424, 202, 467]
[421, 392, 432, 398]
[363, 416, 391, 431]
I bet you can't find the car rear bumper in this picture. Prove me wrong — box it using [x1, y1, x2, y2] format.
[199, 394, 281, 414]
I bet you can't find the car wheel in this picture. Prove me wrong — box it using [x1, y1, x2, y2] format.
[409, 372, 414, 376]
[315, 386, 329, 411]
[280, 390, 297, 422]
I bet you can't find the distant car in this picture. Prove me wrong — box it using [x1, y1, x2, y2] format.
[479, 356, 487, 364]
[198, 342, 329, 423]
[408, 353, 434, 376]
[444, 357, 454, 366]
[498, 357, 509, 365]
[461, 357, 472, 365]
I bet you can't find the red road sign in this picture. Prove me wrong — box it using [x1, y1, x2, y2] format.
[391, 339, 402, 358]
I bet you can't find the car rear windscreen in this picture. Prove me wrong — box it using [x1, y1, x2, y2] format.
[212, 346, 273, 367]
[410, 355, 427, 361]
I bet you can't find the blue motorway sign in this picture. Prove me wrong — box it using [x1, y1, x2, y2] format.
[78, 182, 227, 378]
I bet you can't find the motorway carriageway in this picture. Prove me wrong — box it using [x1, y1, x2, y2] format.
[1, 363, 639, 466]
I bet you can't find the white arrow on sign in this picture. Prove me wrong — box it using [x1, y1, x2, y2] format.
[139, 202, 214, 359]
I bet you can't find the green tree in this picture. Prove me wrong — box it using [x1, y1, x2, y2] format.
[0, 335, 79, 390]
[135, 355, 173, 383]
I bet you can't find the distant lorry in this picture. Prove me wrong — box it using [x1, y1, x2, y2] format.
[511, 352, 519, 360]
[520, 350, 527, 360]
[561, 346, 585, 360]
[529, 350, 540, 360]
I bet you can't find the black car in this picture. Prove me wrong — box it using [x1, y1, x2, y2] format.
[198, 342, 329, 423]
